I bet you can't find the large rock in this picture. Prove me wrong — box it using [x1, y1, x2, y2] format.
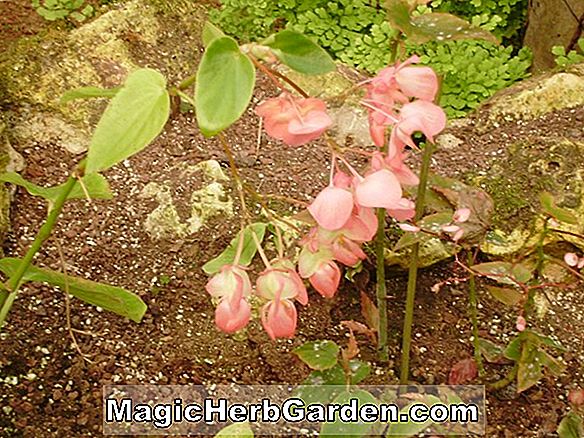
[0, 0, 206, 154]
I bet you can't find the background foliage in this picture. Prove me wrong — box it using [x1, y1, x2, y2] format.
[210, 0, 532, 118]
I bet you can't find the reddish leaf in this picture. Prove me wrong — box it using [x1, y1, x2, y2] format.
[341, 320, 376, 344]
[448, 358, 478, 385]
[568, 388, 584, 407]
[341, 328, 360, 361]
[360, 291, 379, 333]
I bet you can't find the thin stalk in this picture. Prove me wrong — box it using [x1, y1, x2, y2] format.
[375, 206, 389, 361]
[178, 73, 197, 90]
[0, 173, 79, 328]
[399, 142, 434, 384]
[467, 250, 484, 376]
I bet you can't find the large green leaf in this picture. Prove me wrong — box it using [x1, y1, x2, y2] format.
[0, 258, 147, 323]
[486, 286, 524, 306]
[293, 340, 339, 371]
[202, 223, 267, 274]
[472, 261, 532, 286]
[386, 0, 497, 44]
[296, 365, 345, 405]
[86, 68, 170, 174]
[320, 390, 378, 437]
[60, 86, 119, 104]
[202, 21, 225, 48]
[517, 338, 543, 393]
[263, 30, 335, 75]
[195, 37, 255, 136]
[0, 172, 112, 203]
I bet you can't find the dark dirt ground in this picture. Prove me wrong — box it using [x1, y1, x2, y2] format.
[1, 3, 584, 438]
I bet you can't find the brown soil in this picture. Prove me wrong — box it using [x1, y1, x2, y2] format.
[1, 4, 584, 438]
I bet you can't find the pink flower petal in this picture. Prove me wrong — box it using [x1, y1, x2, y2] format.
[399, 223, 420, 233]
[261, 299, 297, 340]
[355, 169, 402, 209]
[564, 252, 579, 267]
[309, 260, 341, 298]
[399, 100, 447, 142]
[395, 66, 439, 102]
[308, 186, 354, 231]
[453, 208, 471, 223]
[387, 198, 415, 221]
[215, 297, 251, 334]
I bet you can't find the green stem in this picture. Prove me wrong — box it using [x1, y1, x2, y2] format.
[0, 173, 79, 329]
[399, 142, 434, 384]
[488, 363, 518, 392]
[375, 206, 389, 361]
[467, 250, 484, 376]
[178, 73, 197, 90]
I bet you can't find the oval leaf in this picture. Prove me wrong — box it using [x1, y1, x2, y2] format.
[202, 21, 226, 48]
[409, 13, 499, 44]
[264, 30, 335, 75]
[195, 37, 255, 136]
[486, 286, 524, 306]
[202, 223, 267, 274]
[293, 340, 339, 371]
[320, 390, 377, 437]
[0, 258, 146, 322]
[86, 68, 170, 174]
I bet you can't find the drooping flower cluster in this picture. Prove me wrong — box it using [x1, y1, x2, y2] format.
[206, 259, 307, 340]
[206, 56, 447, 339]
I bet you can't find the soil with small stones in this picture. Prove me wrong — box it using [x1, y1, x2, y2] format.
[1, 8, 584, 438]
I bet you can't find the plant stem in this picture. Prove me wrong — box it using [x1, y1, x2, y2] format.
[399, 142, 434, 384]
[375, 206, 389, 361]
[0, 173, 79, 329]
[467, 250, 484, 376]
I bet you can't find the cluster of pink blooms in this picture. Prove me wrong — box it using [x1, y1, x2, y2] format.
[564, 252, 584, 269]
[205, 56, 447, 339]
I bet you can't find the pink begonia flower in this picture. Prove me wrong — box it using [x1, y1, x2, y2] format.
[331, 236, 367, 267]
[387, 197, 415, 221]
[298, 245, 333, 278]
[355, 169, 402, 209]
[343, 206, 378, 242]
[309, 260, 341, 298]
[564, 252, 579, 267]
[389, 100, 447, 158]
[363, 56, 439, 147]
[261, 298, 297, 340]
[206, 265, 252, 300]
[256, 264, 308, 306]
[453, 208, 471, 223]
[215, 296, 251, 334]
[386, 152, 419, 186]
[394, 55, 439, 102]
[516, 315, 527, 332]
[206, 265, 252, 334]
[308, 186, 354, 231]
[256, 94, 332, 146]
[578, 258, 584, 269]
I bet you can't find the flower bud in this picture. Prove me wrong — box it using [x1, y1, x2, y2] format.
[261, 299, 297, 340]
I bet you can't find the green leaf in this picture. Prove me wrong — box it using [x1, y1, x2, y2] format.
[479, 338, 506, 363]
[195, 36, 255, 136]
[0, 258, 147, 322]
[263, 30, 335, 75]
[517, 338, 543, 393]
[348, 359, 371, 385]
[320, 390, 377, 437]
[293, 340, 339, 371]
[296, 365, 345, 405]
[214, 423, 254, 438]
[472, 261, 528, 285]
[486, 286, 524, 306]
[60, 86, 120, 104]
[0, 172, 113, 203]
[558, 412, 584, 438]
[539, 192, 578, 224]
[86, 68, 170, 174]
[202, 21, 226, 48]
[202, 223, 267, 274]
[409, 13, 499, 44]
[503, 335, 522, 361]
